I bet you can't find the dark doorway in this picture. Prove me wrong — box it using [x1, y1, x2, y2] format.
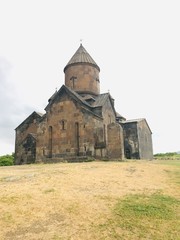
[125, 148, 131, 159]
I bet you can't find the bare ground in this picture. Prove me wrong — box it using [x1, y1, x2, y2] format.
[0, 160, 179, 240]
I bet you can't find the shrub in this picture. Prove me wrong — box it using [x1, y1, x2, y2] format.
[0, 154, 14, 166]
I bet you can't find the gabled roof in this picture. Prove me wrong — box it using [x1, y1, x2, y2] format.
[15, 111, 44, 130]
[45, 85, 124, 121]
[92, 93, 109, 107]
[116, 112, 126, 121]
[122, 118, 144, 123]
[122, 118, 152, 133]
[45, 85, 92, 110]
[92, 92, 117, 116]
[48, 90, 58, 102]
[46, 84, 124, 119]
[64, 44, 100, 72]
[82, 95, 96, 101]
[45, 85, 103, 119]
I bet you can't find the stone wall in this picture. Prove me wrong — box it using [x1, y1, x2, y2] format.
[36, 92, 105, 161]
[15, 112, 41, 164]
[122, 122, 140, 159]
[107, 123, 124, 159]
[65, 64, 100, 95]
[122, 120, 153, 160]
[137, 120, 153, 159]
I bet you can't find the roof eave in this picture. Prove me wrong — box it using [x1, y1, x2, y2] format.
[64, 62, 100, 73]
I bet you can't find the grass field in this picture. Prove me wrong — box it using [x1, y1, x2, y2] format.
[0, 160, 179, 240]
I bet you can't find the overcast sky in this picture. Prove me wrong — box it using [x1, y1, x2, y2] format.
[0, 0, 179, 155]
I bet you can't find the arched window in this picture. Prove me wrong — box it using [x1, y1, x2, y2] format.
[60, 120, 66, 130]
[62, 120, 65, 130]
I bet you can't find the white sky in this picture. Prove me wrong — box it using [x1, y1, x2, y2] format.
[0, 0, 180, 155]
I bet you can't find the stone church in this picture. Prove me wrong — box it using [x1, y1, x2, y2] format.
[15, 44, 153, 164]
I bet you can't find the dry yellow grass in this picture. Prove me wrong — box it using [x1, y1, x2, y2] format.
[0, 160, 179, 240]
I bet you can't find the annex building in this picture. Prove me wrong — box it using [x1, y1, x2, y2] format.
[15, 44, 153, 164]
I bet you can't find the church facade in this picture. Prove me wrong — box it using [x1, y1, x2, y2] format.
[15, 44, 153, 164]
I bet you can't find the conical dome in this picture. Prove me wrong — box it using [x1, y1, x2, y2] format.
[64, 44, 100, 72]
[64, 44, 100, 96]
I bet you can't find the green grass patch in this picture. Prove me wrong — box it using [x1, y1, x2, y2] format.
[95, 193, 180, 240]
[114, 193, 179, 220]
[155, 159, 180, 166]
